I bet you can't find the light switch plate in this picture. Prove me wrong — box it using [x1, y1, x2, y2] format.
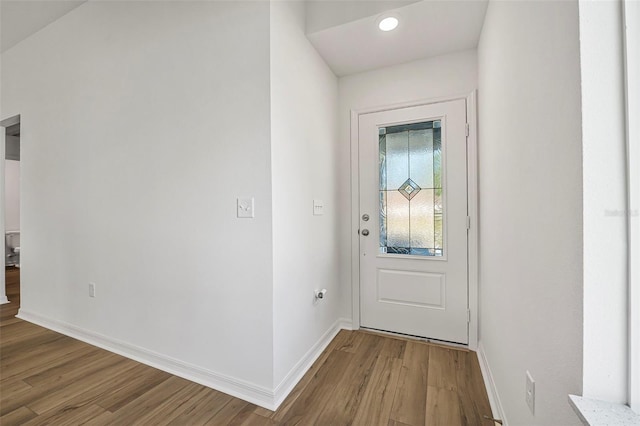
[526, 371, 535, 414]
[237, 197, 254, 218]
[313, 199, 324, 216]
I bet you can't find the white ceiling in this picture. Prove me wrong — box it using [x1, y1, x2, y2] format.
[0, 0, 488, 77]
[307, 0, 489, 76]
[305, 0, 421, 34]
[1, 0, 87, 53]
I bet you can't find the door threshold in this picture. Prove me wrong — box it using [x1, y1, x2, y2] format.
[360, 327, 470, 352]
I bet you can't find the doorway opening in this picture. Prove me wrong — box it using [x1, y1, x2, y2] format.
[1, 115, 20, 320]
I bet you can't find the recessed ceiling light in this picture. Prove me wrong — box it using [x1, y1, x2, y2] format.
[378, 16, 399, 32]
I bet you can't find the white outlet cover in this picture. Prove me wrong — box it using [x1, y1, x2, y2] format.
[526, 371, 535, 414]
[237, 197, 254, 218]
[313, 199, 324, 216]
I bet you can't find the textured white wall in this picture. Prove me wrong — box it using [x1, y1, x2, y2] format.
[2, 0, 275, 388]
[270, 1, 341, 388]
[478, 1, 583, 424]
[624, 0, 640, 413]
[579, 0, 629, 405]
[4, 159, 19, 231]
[337, 50, 478, 322]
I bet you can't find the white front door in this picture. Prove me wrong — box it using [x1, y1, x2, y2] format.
[359, 99, 469, 344]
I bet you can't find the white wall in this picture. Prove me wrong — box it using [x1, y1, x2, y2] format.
[579, 0, 629, 404]
[478, 1, 583, 424]
[624, 0, 640, 413]
[5, 159, 19, 231]
[270, 1, 341, 391]
[337, 50, 478, 321]
[2, 0, 275, 390]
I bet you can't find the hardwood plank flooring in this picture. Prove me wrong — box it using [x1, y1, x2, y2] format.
[1, 267, 20, 323]
[1, 267, 493, 424]
[390, 340, 431, 425]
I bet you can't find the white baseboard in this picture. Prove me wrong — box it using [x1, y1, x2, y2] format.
[338, 316, 354, 331]
[17, 309, 276, 409]
[16, 309, 354, 411]
[477, 341, 508, 425]
[0, 297, 9, 305]
[273, 317, 353, 408]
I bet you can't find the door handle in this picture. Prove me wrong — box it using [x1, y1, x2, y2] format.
[361, 229, 370, 236]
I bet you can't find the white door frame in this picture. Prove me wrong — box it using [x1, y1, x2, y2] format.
[350, 92, 479, 349]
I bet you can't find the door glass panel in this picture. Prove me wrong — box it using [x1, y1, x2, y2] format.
[410, 189, 434, 248]
[382, 129, 409, 190]
[379, 120, 443, 256]
[409, 128, 433, 188]
[434, 188, 443, 250]
[386, 191, 410, 249]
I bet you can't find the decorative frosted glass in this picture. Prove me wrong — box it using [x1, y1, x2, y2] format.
[379, 120, 443, 256]
[379, 190, 387, 247]
[434, 188, 443, 251]
[386, 191, 410, 248]
[435, 214, 443, 250]
[433, 127, 442, 188]
[379, 133, 386, 190]
[410, 189, 435, 248]
[398, 178, 421, 200]
[385, 131, 409, 190]
[409, 129, 434, 188]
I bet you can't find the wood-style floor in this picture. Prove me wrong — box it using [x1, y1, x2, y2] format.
[1, 267, 20, 324]
[1, 267, 494, 425]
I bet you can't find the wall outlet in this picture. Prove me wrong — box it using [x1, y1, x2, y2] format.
[89, 283, 96, 298]
[525, 371, 535, 414]
[313, 199, 324, 216]
[237, 197, 255, 218]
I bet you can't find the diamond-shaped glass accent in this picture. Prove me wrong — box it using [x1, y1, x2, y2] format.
[398, 178, 421, 200]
